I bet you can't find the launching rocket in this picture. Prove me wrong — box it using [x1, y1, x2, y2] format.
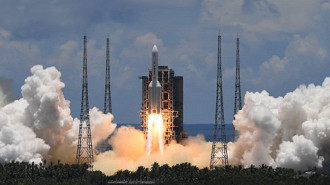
[146, 45, 164, 154]
[148, 45, 162, 114]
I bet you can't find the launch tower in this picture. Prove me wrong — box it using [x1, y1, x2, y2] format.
[140, 60, 184, 144]
[76, 36, 94, 168]
[210, 34, 228, 169]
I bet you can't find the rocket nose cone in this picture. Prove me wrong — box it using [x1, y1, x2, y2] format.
[152, 45, 158, 52]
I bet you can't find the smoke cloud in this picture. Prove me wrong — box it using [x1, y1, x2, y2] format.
[229, 77, 330, 171]
[0, 65, 115, 164]
[4, 64, 330, 175]
[93, 126, 211, 175]
[0, 64, 211, 176]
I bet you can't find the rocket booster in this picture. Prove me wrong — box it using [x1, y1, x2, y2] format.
[148, 45, 162, 114]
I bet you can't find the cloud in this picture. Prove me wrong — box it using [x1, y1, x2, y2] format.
[0, 78, 16, 107]
[116, 0, 199, 8]
[234, 32, 329, 91]
[134, 32, 163, 48]
[0, 29, 10, 40]
[322, 2, 330, 10]
[168, 40, 205, 78]
[0, 29, 40, 65]
[286, 34, 327, 61]
[47, 37, 109, 77]
[200, 0, 325, 35]
[0, 1, 110, 39]
[121, 32, 164, 61]
[261, 55, 288, 73]
[120, 32, 166, 77]
[204, 52, 216, 69]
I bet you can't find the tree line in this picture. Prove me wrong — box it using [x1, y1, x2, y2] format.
[0, 161, 330, 184]
[110, 163, 330, 185]
[0, 161, 106, 185]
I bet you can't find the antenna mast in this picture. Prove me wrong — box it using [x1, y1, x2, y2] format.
[76, 36, 94, 168]
[104, 38, 112, 114]
[232, 36, 242, 141]
[210, 34, 228, 169]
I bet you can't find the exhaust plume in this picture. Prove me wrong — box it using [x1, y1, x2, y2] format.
[93, 126, 211, 175]
[0, 65, 211, 175]
[5, 64, 330, 175]
[0, 65, 115, 164]
[146, 114, 164, 155]
[229, 77, 330, 171]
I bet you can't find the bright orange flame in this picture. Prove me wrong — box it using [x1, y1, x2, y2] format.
[146, 114, 164, 155]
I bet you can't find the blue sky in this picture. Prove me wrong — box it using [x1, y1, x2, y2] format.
[0, 0, 330, 124]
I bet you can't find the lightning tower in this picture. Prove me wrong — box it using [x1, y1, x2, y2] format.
[104, 38, 112, 114]
[210, 34, 228, 169]
[232, 36, 242, 142]
[76, 36, 94, 168]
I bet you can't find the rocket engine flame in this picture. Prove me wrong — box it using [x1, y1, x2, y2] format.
[146, 113, 164, 155]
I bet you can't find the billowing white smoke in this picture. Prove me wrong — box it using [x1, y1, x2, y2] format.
[0, 65, 115, 164]
[229, 77, 330, 171]
[0, 64, 210, 175]
[5, 64, 330, 174]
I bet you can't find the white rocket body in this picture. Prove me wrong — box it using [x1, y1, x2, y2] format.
[148, 45, 162, 114]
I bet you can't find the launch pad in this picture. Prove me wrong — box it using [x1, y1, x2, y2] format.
[140, 46, 185, 150]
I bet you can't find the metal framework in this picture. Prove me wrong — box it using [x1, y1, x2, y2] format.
[104, 38, 112, 114]
[232, 37, 242, 142]
[210, 34, 228, 169]
[160, 69, 177, 144]
[140, 67, 178, 145]
[76, 36, 94, 168]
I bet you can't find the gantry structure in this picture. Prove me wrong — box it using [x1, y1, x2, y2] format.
[140, 66, 184, 144]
